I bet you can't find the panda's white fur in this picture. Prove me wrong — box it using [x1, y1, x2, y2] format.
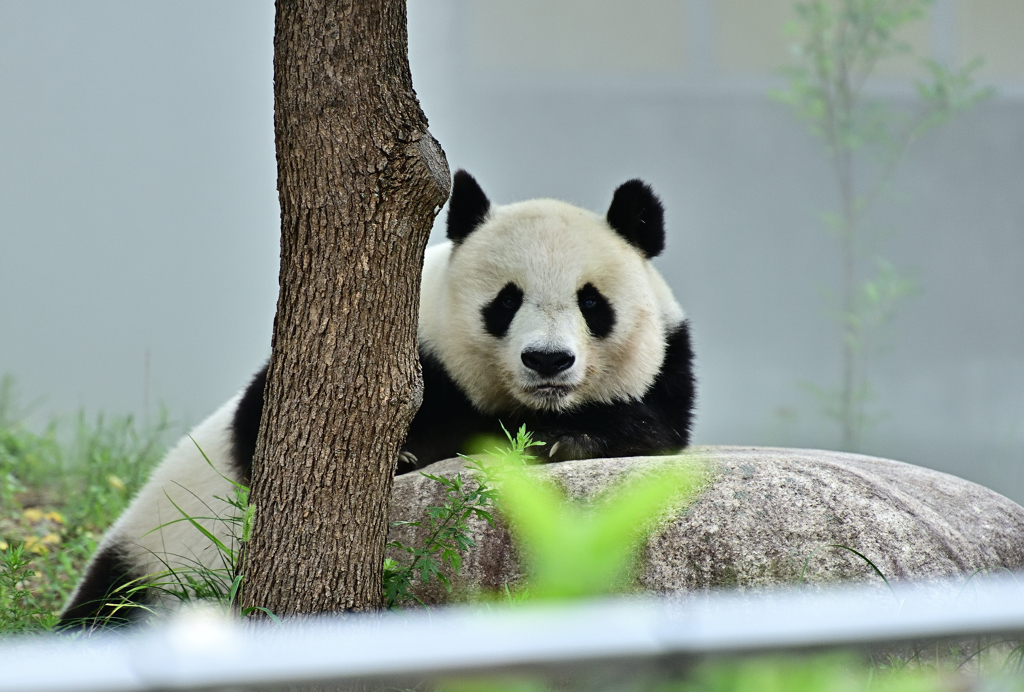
[98, 396, 241, 579]
[420, 199, 684, 414]
[59, 395, 244, 627]
[60, 170, 696, 628]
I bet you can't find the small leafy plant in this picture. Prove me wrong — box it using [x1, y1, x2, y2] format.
[382, 426, 541, 608]
[383, 461, 499, 607]
[775, 0, 991, 450]
[0, 542, 59, 633]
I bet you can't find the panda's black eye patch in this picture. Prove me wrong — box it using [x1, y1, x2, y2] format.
[482, 283, 524, 338]
[577, 283, 615, 338]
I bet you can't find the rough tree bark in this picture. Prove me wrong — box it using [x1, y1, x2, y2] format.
[240, 0, 449, 616]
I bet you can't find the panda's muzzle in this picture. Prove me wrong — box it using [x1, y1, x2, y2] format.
[521, 349, 575, 377]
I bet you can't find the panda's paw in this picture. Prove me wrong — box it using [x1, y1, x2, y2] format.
[544, 434, 598, 463]
[396, 450, 419, 475]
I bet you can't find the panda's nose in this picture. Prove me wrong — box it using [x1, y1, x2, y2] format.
[521, 349, 575, 377]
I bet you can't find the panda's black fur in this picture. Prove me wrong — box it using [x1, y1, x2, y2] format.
[398, 323, 694, 471]
[59, 171, 695, 629]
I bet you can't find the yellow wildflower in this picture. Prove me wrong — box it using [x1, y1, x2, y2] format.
[0, 540, 8, 551]
[24, 535, 44, 554]
[23, 534, 59, 555]
[22, 508, 44, 523]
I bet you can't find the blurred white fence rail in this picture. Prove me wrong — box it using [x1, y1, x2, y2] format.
[3, 576, 1024, 692]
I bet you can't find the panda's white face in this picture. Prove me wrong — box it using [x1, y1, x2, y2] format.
[419, 198, 683, 414]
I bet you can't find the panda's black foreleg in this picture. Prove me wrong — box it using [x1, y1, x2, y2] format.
[530, 400, 684, 462]
[400, 350, 494, 472]
[529, 321, 696, 462]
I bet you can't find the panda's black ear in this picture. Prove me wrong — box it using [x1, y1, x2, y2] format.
[605, 179, 665, 258]
[447, 170, 491, 244]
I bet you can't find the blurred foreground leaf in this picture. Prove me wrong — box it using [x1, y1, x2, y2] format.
[498, 456, 706, 600]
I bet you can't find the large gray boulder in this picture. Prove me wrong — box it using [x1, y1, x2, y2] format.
[387, 447, 1024, 603]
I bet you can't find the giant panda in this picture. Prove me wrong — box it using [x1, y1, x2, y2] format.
[59, 170, 695, 629]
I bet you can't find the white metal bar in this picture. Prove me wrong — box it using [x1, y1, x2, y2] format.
[2, 575, 1023, 692]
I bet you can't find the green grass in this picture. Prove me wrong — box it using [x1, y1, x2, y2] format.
[0, 375, 169, 633]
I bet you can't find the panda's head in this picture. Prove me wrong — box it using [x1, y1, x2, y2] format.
[419, 170, 685, 415]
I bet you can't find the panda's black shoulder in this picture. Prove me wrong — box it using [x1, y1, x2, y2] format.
[645, 320, 696, 445]
[655, 321, 696, 400]
[230, 363, 268, 483]
[400, 348, 493, 471]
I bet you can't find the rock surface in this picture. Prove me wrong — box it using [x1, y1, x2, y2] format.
[387, 447, 1024, 603]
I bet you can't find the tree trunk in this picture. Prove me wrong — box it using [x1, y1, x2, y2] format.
[240, 0, 449, 617]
